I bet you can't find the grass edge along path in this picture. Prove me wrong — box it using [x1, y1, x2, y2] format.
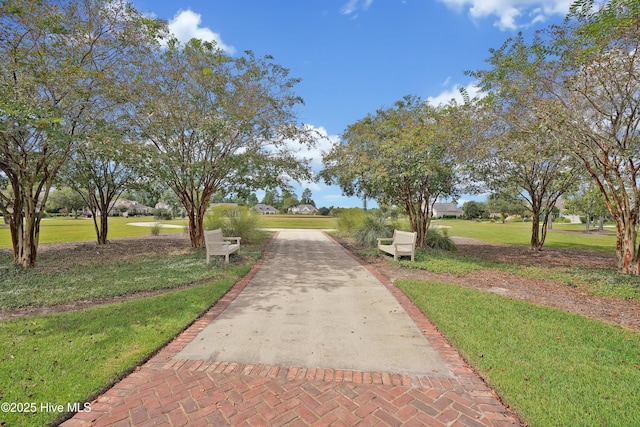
[397, 279, 640, 427]
[0, 270, 250, 427]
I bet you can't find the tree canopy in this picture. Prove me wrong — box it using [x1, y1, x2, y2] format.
[322, 95, 466, 247]
[0, 0, 163, 266]
[1, 0, 315, 265]
[129, 39, 316, 247]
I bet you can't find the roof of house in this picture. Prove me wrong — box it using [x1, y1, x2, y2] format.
[253, 204, 279, 213]
[292, 204, 318, 212]
[112, 199, 153, 211]
[432, 202, 463, 214]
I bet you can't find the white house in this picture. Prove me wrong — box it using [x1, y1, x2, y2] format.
[432, 202, 463, 218]
[287, 204, 318, 215]
[253, 204, 280, 215]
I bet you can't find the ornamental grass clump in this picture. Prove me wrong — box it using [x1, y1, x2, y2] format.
[424, 228, 457, 251]
[205, 206, 266, 244]
[335, 208, 365, 237]
[353, 213, 395, 247]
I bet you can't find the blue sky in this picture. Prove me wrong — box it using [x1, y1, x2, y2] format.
[131, 0, 573, 209]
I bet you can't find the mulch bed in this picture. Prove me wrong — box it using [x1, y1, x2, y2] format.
[359, 236, 640, 333]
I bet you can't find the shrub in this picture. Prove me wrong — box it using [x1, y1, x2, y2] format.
[227, 208, 267, 244]
[335, 208, 365, 237]
[353, 213, 394, 247]
[205, 206, 266, 244]
[204, 211, 228, 232]
[153, 207, 173, 220]
[424, 228, 457, 251]
[150, 222, 161, 236]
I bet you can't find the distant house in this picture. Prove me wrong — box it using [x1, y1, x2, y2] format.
[112, 199, 153, 216]
[288, 204, 318, 215]
[253, 204, 280, 215]
[432, 202, 463, 218]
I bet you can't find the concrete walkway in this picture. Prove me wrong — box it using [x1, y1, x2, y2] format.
[62, 230, 521, 426]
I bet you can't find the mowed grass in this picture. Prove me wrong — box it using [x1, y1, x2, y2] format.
[0, 227, 266, 426]
[0, 214, 636, 426]
[0, 216, 185, 249]
[0, 277, 244, 427]
[433, 219, 617, 253]
[399, 247, 640, 301]
[397, 279, 640, 427]
[0, 246, 255, 309]
[0, 214, 336, 250]
[258, 214, 337, 229]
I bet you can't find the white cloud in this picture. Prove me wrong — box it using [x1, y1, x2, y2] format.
[285, 124, 340, 169]
[341, 0, 374, 16]
[168, 9, 235, 53]
[426, 82, 483, 106]
[436, 0, 572, 30]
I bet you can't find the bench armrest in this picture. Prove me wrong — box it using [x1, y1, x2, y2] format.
[377, 237, 393, 243]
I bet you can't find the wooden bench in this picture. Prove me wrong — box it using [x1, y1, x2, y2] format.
[377, 229, 417, 261]
[204, 229, 241, 264]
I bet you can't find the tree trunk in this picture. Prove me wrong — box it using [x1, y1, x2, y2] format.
[598, 216, 604, 231]
[10, 186, 45, 268]
[185, 202, 209, 248]
[615, 216, 639, 274]
[585, 214, 590, 234]
[93, 211, 109, 245]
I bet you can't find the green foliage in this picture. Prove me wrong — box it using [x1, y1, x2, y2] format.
[423, 228, 457, 251]
[322, 95, 467, 247]
[205, 206, 266, 244]
[462, 200, 487, 220]
[132, 39, 315, 248]
[153, 207, 172, 220]
[226, 208, 267, 244]
[0, 0, 164, 266]
[352, 213, 394, 247]
[149, 222, 161, 236]
[397, 279, 640, 426]
[335, 208, 365, 237]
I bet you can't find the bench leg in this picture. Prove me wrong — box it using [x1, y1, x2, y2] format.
[225, 253, 229, 264]
[206, 252, 210, 264]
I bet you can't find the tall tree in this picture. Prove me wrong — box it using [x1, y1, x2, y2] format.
[564, 183, 610, 232]
[301, 188, 314, 205]
[130, 39, 315, 247]
[540, 0, 640, 272]
[46, 186, 86, 217]
[63, 134, 146, 244]
[322, 95, 463, 247]
[0, 0, 163, 266]
[470, 33, 580, 250]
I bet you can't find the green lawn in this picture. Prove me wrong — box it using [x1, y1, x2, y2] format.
[397, 279, 640, 427]
[0, 216, 186, 249]
[0, 231, 264, 426]
[0, 278, 243, 427]
[1, 214, 637, 427]
[0, 214, 337, 250]
[258, 214, 337, 229]
[433, 219, 617, 253]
